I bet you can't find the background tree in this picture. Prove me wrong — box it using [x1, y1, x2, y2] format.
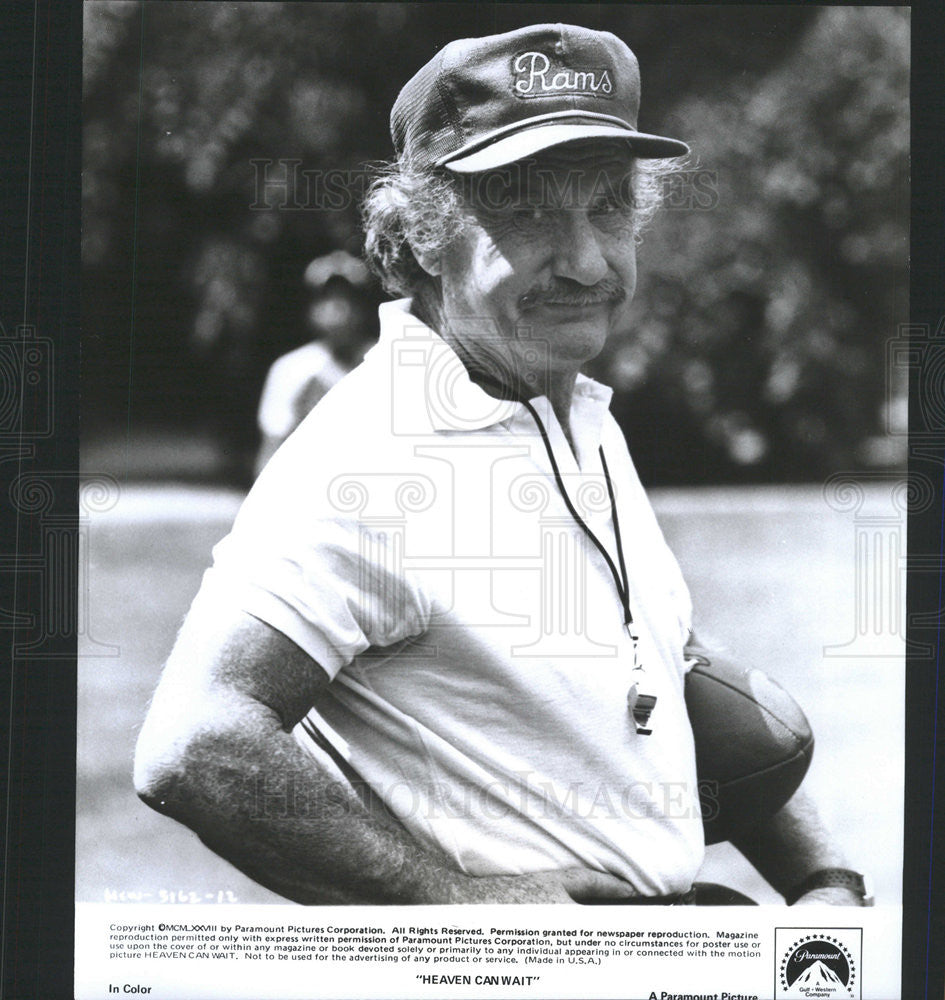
[82, 3, 908, 485]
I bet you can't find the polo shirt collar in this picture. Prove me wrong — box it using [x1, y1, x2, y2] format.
[377, 299, 614, 441]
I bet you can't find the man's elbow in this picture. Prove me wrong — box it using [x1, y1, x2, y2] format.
[133, 687, 280, 819]
[133, 726, 189, 817]
[132, 702, 213, 820]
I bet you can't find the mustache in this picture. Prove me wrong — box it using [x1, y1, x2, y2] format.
[519, 278, 627, 309]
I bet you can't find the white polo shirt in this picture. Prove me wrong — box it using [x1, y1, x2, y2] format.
[202, 300, 704, 895]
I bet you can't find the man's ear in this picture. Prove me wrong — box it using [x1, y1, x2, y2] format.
[412, 246, 442, 278]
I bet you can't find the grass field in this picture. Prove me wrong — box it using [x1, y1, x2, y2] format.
[77, 482, 905, 905]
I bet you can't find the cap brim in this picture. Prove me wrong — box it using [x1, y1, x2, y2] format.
[441, 122, 689, 173]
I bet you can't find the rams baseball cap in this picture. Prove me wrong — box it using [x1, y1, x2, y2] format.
[391, 23, 689, 173]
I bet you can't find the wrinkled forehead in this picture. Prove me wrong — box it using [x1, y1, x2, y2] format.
[457, 140, 637, 210]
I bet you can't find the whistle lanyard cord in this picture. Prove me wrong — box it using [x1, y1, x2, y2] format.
[599, 448, 632, 625]
[518, 398, 634, 629]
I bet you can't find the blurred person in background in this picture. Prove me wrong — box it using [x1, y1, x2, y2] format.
[135, 24, 869, 908]
[255, 250, 377, 476]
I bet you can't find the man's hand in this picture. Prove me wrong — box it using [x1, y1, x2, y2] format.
[448, 868, 638, 904]
[792, 886, 867, 906]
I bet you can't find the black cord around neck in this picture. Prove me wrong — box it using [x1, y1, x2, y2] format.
[518, 398, 633, 629]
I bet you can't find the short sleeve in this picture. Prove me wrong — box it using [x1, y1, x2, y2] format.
[200, 461, 431, 679]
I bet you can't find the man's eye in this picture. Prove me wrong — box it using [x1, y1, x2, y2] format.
[591, 199, 621, 216]
[513, 205, 547, 222]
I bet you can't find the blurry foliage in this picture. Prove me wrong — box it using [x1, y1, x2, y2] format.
[82, 3, 908, 484]
[607, 6, 909, 483]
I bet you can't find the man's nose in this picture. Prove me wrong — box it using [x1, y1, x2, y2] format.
[551, 210, 610, 286]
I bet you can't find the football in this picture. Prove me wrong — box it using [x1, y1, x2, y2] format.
[684, 648, 814, 845]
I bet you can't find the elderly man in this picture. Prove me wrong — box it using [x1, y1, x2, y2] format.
[135, 24, 869, 907]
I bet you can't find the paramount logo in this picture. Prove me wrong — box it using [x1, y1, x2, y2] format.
[512, 51, 614, 98]
[774, 929, 860, 1000]
[792, 949, 842, 963]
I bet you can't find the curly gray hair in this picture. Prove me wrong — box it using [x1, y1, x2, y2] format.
[361, 153, 685, 300]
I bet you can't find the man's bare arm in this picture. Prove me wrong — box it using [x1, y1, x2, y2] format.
[731, 788, 866, 905]
[133, 606, 635, 904]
